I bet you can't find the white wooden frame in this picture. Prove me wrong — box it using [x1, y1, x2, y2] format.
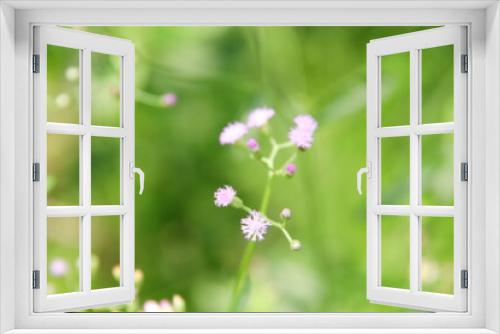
[32, 26, 135, 312]
[366, 26, 468, 312]
[1, 1, 500, 333]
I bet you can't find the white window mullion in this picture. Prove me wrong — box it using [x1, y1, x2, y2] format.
[80, 48, 92, 293]
[409, 48, 421, 293]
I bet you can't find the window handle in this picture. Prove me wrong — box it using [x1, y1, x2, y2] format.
[357, 163, 371, 195]
[130, 162, 145, 195]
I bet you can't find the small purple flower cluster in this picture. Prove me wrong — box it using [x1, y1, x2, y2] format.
[214, 106, 318, 247]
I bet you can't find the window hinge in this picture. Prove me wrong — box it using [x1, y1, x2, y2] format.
[461, 54, 468, 73]
[461, 162, 468, 182]
[32, 270, 40, 289]
[32, 54, 40, 73]
[461, 269, 468, 289]
[32, 162, 40, 182]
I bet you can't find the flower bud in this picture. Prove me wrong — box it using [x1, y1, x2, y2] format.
[280, 208, 292, 220]
[285, 163, 297, 177]
[291, 239, 302, 251]
[247, 138, 260, 152]
[161, 92, 177, 107]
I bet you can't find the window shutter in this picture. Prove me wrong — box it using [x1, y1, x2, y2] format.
[33, 26, 136, 312]
[365, 26, 468, 312]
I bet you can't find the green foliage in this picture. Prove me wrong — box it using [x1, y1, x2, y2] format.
[46, 26, 452, 312]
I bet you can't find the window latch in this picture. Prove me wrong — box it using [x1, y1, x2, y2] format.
[129, 162, 145, 195]
[356, 162, 371, 195]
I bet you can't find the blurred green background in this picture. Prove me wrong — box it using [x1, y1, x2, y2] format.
[45, 26, 455, 312]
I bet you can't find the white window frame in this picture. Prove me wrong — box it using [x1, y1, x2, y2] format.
[366, 26, 468, 312]
[33, 26, 136, 312]
[1, 1, 500, 333]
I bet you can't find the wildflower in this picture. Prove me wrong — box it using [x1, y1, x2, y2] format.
[247, 138, 260, 152]
[285, 163, 297, 176]
[288, 126, 314, 150]
[291, 239, 302, 251]
[214, 185, 237, 207]
[65, 66, 79, 82]
[55, 93, 70, 108]
[49, 258, 68, 277]
[219, 122, 248, 145]
[172, 294, 186, 312]
[247, 107, 275, 128]
[294, 114, 318, 132]
[161, 92, 177, 107]
[289, 114, 318, 150]
[280, 208, 292, 220]
[241, 211, 270, 242]
[143, 299, 173, 312]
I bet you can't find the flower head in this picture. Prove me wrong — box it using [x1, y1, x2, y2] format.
[285, 163, 297, 176]
[219, 122, 248, 145]
[241, 211, 270, 242]
[289, 114, 318, 150]
[247, 107, 275, 128]
[280, 208, 292, 220]
[288, 127, 314, 150]
[214, 185, 237, 207]
[161, 92, 177, 107]
[50, 258, 68, 277]
[247, 138, 260, 152]
[294, 114, 318, 132]
[291, 239, 302, 251]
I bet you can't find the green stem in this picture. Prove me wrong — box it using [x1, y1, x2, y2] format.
[229, 172, 273, 311]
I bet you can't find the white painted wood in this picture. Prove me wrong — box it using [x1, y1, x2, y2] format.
[374, 123, 454, 137]
[32, 26, 135, 312]
[46, 123, 127, 138]
[366, 26, 468, 312]
[0, 3, 16, 334]
[6, 4, 489, 333]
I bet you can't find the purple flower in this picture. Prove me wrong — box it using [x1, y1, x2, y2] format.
[285, 163, 297, 176]
[246, 107, 275, 128]
[280, 208, 292, 220]
[241, 211, 270, 242]
[247, 138, 260, 151]
[219, 122, 248, 145]
[294, 114, 318, 132]
[214, 185, 237, 207]
[289, 114, 318, 150]
[288, 127, 314, 150]
[49, 258, 68, 277]
[161, 93, 177, 107]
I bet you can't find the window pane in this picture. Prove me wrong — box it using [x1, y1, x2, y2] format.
[47, 134, 80, 206]
[91, 216, 121, 289]
[381, 52, 410, 127]
[421, 45, 454, 124]
[47, 45, 80, 124]
[381, 136, 410, 205]
[91, 137, 121, 205]
[421, 217, 454, 294]
[91, 52, 121, 127]
[421, 134, 454, 206]
[381, 215, 410, 289]
[47, 217, 80, 294]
